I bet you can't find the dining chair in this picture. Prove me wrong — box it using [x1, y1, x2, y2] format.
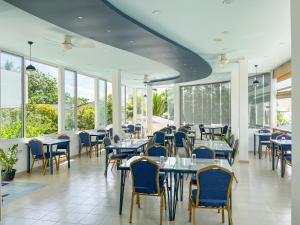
[103, 137, 128, 171]
[78, 132, 97, 158]
[146, 145, 168, 157]
[129, 157, 166, 225]
[189, 165, 234, 225]
[198, 124, 211, 140]
[28, 139, 59, 175]
[174, 131, 186, 156]
[154, 131, 166, 146]
[275, 134, 292, 170]
[258, 129, 271, 158]
[134, 125, 142, 138]
[56, 134, 70, 169]
[182, 138, 191, 158]
[215, 125, 229, 139]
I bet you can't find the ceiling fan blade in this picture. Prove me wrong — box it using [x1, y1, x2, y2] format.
[73, 42, 95, 48]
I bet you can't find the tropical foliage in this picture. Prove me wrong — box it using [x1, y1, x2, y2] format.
[152, 90, 168, 117]
[0, 144, 18, 173]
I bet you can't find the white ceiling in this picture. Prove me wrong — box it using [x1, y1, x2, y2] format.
[109, 0, 291, 82]
[0, 0, 177, 86]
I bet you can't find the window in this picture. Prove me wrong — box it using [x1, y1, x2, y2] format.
[106, 82, 112, 124]
[98, 79, 106, 127]
[276, 78, 291, 126]
[77, 74, 94, 130]
[126, 87, 134, 122]
[136, 88, 146, 124]
[180, 82, 231, 125]
[25, 60, 58, 137]
[167, 88, 174, 123]
[248, 73, 271, 128]
[0, 53, 23, 139]
[64, 70, 76, 131]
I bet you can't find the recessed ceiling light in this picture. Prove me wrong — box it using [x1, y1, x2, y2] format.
[213, 38, 223, 42]
[183, 64, 187, 66]
[222, 0, 232, 4]
[129, 40, 135, 43]
[77, 16, 83, 19]
[152, 10, 161, 15]
[221, 31, 229, 35]
[107, 29, 111, 33]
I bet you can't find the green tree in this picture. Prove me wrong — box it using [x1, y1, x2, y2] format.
[126, 95, 134, 120]
[277, 111, 289, 126]
[152, 90, 168, 116]
[107, 94, 113, 124]
[77, 106, 95, 130]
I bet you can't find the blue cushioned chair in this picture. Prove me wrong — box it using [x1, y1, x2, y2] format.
[199, 124, 211, 140]
[128, 124, 137, 138]
[103, 137, 127, 171]
[276, 134, 292, 170]
[134, 124, 142, 138]
[28, 139, 59, 175]
[79, 132, 97, 158]
[146, 145, 168, 157]
[215, 125, 229, 139]
[129, 157, 166, 225]
[257, 129, 271, 158]
[56, 134, 70, 169]
[154, 131, 166, 146]
[174, 131, 186, 156]
[189, 165, 234, 225]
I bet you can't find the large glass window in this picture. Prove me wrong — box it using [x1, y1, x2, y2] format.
[106, 82, 112, 124]
[64, 70, 76, 131]
[25, 60, 58, 137]
[77, 74, 94, 130]
[0, 53, 23, 139]
[98, 79, 106, 127]
[136, 88, 147, 124]
[248, 73, 271, 128]
[276, 78, 291, 126]
[121, 85, 126, 124]
[167, 87, 174, 123]
[180, 82, 231, 125]
[126, 87, 134, 122]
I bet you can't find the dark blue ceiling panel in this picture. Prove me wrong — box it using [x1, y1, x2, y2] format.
[5, 0, 212, 85]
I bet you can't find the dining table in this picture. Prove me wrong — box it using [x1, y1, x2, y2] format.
[84, 130, 107, 157]
[271, 139, 292, 177]
[26, 137, 70, 175]
[118, 156, 232, 221]
[197, 140, 233, 162]
[203, 124, 224, 140]
[104, 139, 149, 177]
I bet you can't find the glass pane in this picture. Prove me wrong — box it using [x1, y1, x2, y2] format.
[64, 70, 75, 131]
[126, 87, 134, 122]
[212, 83, 221, 124]
[263, 74, 271, 127]
[167, 87, 174, 122]
[99, 80, 106, 127]
[77, 74, 94, 130]
[121, 85, 126, 124]
[106, 82, 112, 124]
[25, 60, 58, 137]
[181, 86, 193, 124]
[0, 53, 23, 139]
[248, 77, 256, 127]
[221, 82, 231, 125]
[202, 84, 212, 125]
[193, 86, 203, 124]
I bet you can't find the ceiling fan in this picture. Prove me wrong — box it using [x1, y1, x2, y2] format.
[218, 53, 244, 65]
[133, 74, 150, 85]
[44, 35, 95, 51]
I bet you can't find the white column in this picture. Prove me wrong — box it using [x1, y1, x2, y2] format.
[174, 84, 180, 128]
[133, 88, 137, 123]
[112, 70, 122, 136]
[270, 73, 277, 129]
[231, 68, 239, 138]
[94, 78, 99, 130]
[238, 60, 249, 162]
[146, 85, 153, 134]
[291, 0, 300, 224]
[58, 67, 65, 134]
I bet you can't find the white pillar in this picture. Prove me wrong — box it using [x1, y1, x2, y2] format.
[133, 88, 137, 124]
[146, 85, 153, 134]
[58, 67, 65, 134]
[231, 68, 239, 138]
[238, 60, 249, 162]
[112, 70, 122, 136]
[270, 73, 277, 129]
[291, 0, 300, 224]
[174, 84, 180, 129]
[94, 78, 99, 130]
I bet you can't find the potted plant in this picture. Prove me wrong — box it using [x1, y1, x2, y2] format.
[0, 144, 18, 181]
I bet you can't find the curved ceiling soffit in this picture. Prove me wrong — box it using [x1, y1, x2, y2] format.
[5, 0, 212, 85]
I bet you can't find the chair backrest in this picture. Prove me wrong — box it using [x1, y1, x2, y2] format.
[79, 132, 90, 146]
[174, 131, 186, 147]
[109, 127, 113, 138]
[154, 131, 165, 145]
[276, 134, 291, 140]
[199, 124, 206, 133]
[97, 129, 106, 133]
[127, 124, 135, 133]
[192, 147, 215, 159]
[114, 134, 120, 143]
[182, 138, 191, 157]
[146, 145, 167, 157]
[57, 134, 70, 149]
[195, 165, 233, 207]
[271, 132, 282, 140]
[134, 125, 141, 132]
[222, 125, 229, 135]
[258, 129, 270, 133]
[130, 158, 161, 194]
[165, 127, 172, 134]
[258, 129, 271, 142]
[103, 137, 112, 147]
[28, 139, 44, 158]
[231, 139, 239, 165]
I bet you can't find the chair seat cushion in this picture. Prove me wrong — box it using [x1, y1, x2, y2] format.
[191, 189, 227, 208]
[260, 141, 270, 145]
[215, 152, 226, 158]
[135, 174, 165, 194]
[91, 141, 98, 146]
[110, 153, 128, 159]
[121, 149, 135, 154]
[190, 175, 196, 185]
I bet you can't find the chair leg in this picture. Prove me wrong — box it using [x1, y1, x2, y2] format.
[163, 191, 167, 210]
[42, 159, 48, 175]
[137, 193, 141, 208]
[54, 157, 59, 171]
[227, 208, 233, 225]
[79, 145, 82, 158]
[30, 157, 36, 174]
[222, 208, 225, 223]
[233, 173, 238, 184]
[160, 194, 163, 225]
[189, 200, 192, 222]
[192, 206, 196, 225]
[129, 192, 135, 223]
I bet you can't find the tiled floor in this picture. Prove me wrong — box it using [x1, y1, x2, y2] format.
[2, 150, 291, 225]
